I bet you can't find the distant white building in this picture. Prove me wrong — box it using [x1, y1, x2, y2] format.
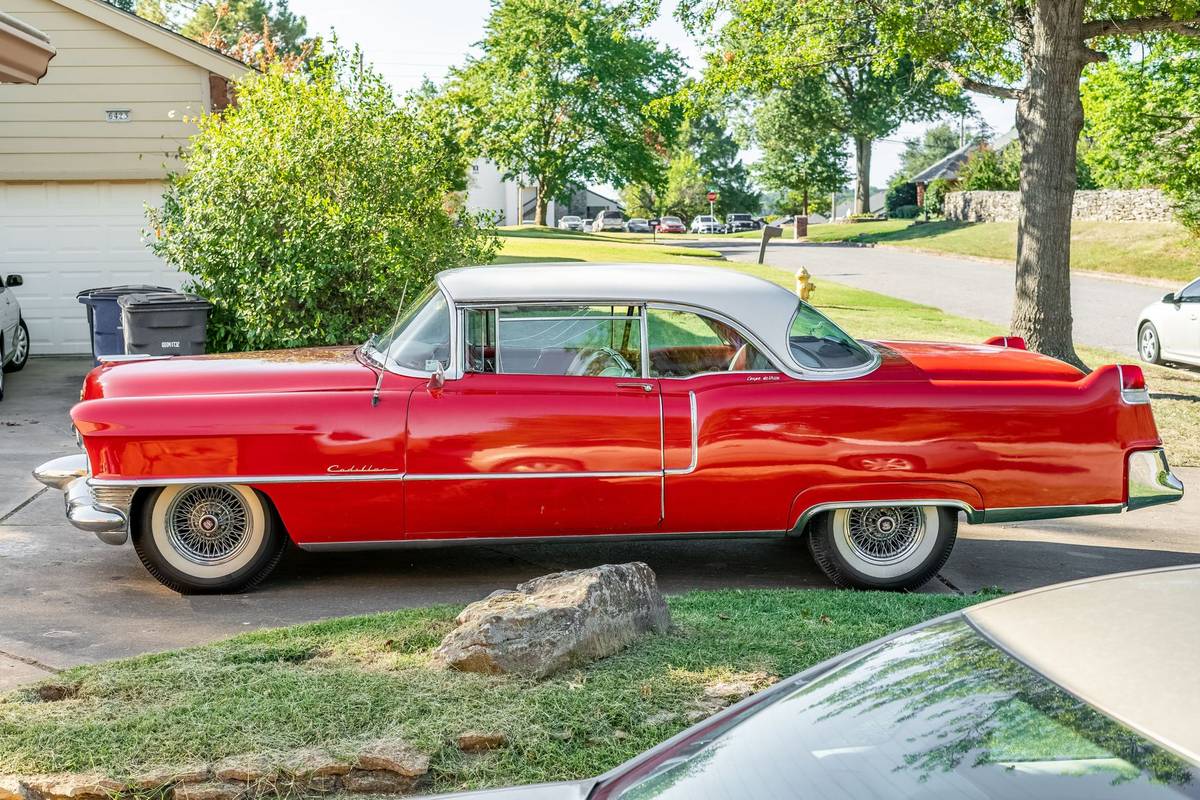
[465, 160, 622, 226]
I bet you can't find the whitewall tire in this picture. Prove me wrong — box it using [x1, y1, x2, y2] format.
[133, 484, 286, 594]
[808, 505, 957, 590]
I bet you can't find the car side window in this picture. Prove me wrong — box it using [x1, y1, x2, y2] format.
[465, 305, 643, 377]
[1178, 278, 1200, 301]
[647, 308, 777, 377]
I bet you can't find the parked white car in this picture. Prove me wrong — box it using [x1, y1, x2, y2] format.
[690, 215, 725, 235]
[557, 215, 585, 232]
[0, 272, 30, 400]
[1138, 277, 1200, 367]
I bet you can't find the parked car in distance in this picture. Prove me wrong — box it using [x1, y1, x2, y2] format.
[581, 218, 593, 231]
[725, 212, 758, 233]
[422, 566, 1200, 799]
[655, 216, 685, 234]
[1138, 276, 1200, 367]
[690, 215, 725, 235]
[0, 273, 30, 400]
[625, 218, 652, 234]
[36, 263, 1182, 594]
[557, 215, 585, 232]
[593, 210, 627, 232]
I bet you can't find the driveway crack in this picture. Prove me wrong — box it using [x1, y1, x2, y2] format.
[0, 648, 60, 675]
[0, 487, 47, 525]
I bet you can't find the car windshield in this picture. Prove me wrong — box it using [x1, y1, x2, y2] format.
[367, 285, 451, 373]
[697, 216, 714, 222]
[630, 218, 647, 224]
[729, 214, 750, 220]
[562, 216, 580, 222]
[788, 301, 873, 369]
[662, 217, 681, 224]
[606, 620, 1199, 800]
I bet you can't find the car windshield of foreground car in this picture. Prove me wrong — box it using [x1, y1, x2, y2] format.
[789, 301, 873, 369]
[661, 217, 682, 225]
[606, 619, 1199, 800]
[368, 286, 451, 372]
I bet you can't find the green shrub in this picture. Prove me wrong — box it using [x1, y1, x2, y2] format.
[923, 178, 952, 216]
[885, 180, 917, 213]
[891, 204, 921, 219]
[147, 51, 498, 352]
[958, 146, 1020, 191]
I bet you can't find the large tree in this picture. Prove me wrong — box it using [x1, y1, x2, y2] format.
[689, 0, 1200, 365]
[451, 0, 683, 226]
[752, 90, 849, 215]
[127, 0, 310, 63]
[686, 111, 760, 214]
[682, 4, 965, 215]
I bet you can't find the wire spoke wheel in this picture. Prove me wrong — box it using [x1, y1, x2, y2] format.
[843, 506, 926, 567]
[165, 485, 253, 566]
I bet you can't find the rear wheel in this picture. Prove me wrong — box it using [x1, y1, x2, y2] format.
[1139, 322, 1162, 365]
[133, 484, 285, 594]
[2, 319, 29, 373]
[808, 505, 957, 590]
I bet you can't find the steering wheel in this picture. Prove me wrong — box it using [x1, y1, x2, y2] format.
[727, 343, 750, 371]
[568, 346, 635, 377]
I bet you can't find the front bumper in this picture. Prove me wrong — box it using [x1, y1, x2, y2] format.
[1128, 448, 1185, 511]
[33, 454, 130, 545]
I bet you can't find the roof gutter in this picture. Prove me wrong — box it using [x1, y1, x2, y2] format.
[0, 10, 56, 84]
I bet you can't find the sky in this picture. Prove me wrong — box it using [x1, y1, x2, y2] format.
[288, 0, 1017, 189]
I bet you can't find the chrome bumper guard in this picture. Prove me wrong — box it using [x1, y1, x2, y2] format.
[33, 454, 129, 545]
[1128, 448, 1184, 511]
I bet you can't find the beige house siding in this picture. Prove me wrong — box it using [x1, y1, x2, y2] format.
[0, 0, 241, 180]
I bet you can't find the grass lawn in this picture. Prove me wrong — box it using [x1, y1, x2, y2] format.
[766, 219, 1200, 285]
[0, 590, 985, 791]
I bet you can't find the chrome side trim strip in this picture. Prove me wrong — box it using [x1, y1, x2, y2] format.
[664, 391, 699, 476]
[791, 499, 978, 532]
[298, 529, 786, 551]
[90, 472, 409, 486]
[790, 498, 1131, 532]
[405, 470, 660, 481]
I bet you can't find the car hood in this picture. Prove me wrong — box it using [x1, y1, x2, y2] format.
[81, 346, 378, 400]
[871, 340, 1087, 383]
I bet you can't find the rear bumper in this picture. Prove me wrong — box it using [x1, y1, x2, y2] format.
[33, 453, 130, 545]
[1127, 448, 1185, 511]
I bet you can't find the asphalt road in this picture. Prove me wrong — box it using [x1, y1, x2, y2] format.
[712, 239, 1172, 357]
[1, 357, 1197, 689]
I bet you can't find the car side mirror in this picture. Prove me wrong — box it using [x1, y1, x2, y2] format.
[4, 274, 22, 287]
[427, 361, 446, 390]
[1164, 292, 1178, 304]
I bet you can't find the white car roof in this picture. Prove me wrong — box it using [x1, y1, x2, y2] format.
[965, 565, 1200, 765]
[437, 262, 810, 371]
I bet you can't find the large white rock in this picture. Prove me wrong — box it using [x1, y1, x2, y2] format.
[433, 563, 671, 679]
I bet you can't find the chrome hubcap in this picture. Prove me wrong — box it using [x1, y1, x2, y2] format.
[844, 506, 925, 566]
[165, 486, 251, 566]
[13, 325, 27, 363]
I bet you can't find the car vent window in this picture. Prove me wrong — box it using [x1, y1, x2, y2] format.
[375, 287, 451, 372]
[647, 308, 778, 377]
[788, 302, 872, 370]
[492, 305, 642, 377]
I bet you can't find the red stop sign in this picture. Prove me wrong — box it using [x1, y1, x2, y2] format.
[706, 191, 717, 202]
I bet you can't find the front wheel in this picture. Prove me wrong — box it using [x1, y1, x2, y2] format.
[133, 484, 286, 594]
[2, 319, 29, 373]
[808, 505, 957, 590]
[1139, 322, 1162, 365]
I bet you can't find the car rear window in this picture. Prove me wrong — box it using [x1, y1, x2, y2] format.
[788, 302, 873, 370]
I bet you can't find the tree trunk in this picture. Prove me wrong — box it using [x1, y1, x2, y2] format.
[802, 186, 809, 216]
[534, 185, 548, 227]
[853, 136, 872, 215]
[1011, 0, 1087, 368]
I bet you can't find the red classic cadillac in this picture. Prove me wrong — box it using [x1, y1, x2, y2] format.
[35, 263, 1183, 594]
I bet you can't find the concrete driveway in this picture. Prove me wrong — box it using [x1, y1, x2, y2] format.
[712, 239, 1171, 357]
[1, 357, 1197, 688]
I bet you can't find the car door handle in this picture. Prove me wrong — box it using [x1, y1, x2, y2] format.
[616, 382, 654, 392]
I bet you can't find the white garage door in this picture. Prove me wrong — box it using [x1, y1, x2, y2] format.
[0, 181, 187, 355]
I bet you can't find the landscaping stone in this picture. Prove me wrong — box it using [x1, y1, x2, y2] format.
[25, 774, 124, 800]
[213, 754, 274, 783]
[172, 782, 244, 800]
[433, 563, 671, 679]
[128, 765, 211, 790]
[0, 776, 28, 800]
[353, 739, 429, 777]
[455, 732, 507, 753]
[279, 748, 352, 779]
[341, 770, 417, 794]
[944, 188, 1174, 223]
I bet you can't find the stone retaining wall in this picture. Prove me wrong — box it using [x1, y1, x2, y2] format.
[944, 189, 1174, 223]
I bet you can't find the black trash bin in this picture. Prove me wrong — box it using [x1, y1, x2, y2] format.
[117, 292, 212, 357]
[77, 285, 174, 365]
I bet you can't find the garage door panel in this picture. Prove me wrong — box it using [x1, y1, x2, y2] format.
[0, 181, 188, 355]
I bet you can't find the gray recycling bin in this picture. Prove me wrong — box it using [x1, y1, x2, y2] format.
[77, 285, 173, 365]
[117, 292, 212, 357]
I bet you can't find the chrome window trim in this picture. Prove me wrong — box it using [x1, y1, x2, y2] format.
[404, 470, 661, 481]
[664, 391, 699, 476]
[90, 473, 410, 486]
[785, 302, 880, 377]
[646, 301, 791, 377]
[378, 282, 460, 380]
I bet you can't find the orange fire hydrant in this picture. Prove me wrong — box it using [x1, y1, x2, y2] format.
[795, 267, 816, 301]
